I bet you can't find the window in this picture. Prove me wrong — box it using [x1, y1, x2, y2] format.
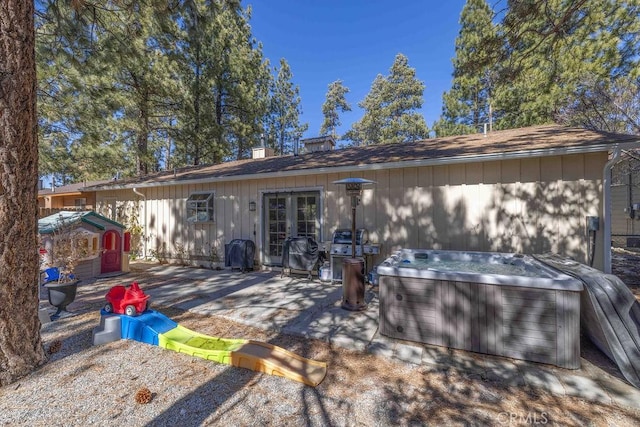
[75, 198, 87, 209]
[187, 192, 214, 222]
[61, 229, 100, 261]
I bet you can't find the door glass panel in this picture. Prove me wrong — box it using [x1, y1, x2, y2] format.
[267, 196, 286, 257]
[296, 195, 318, 241]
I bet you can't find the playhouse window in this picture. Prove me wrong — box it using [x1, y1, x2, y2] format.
[187, 192, 214, 222]
[73, 231, 100, 260]
[77, 237, 89, 251]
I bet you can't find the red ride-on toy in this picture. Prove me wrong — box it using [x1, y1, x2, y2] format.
[104, 282, 150, 316]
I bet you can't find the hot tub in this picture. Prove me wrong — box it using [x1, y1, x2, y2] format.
[377, 249, 584, 369]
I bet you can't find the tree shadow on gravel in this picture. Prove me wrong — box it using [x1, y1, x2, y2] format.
[37, 261, 640, 426]
[149, 364, 261, 426]
[146, 302, 640, 427]
[146, 287, 344, 426]
[377, 364, 640, 426]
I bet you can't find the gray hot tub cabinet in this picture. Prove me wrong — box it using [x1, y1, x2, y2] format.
[379, 275, 582, 369]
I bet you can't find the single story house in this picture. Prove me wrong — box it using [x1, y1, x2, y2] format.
[85, 124, 640, 274]
[39, 211, 129, 280]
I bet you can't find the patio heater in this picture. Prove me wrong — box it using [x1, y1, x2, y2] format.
[332, 178, 376, 311]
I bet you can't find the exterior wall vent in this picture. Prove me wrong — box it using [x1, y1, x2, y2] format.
[252, 147, 275, 159]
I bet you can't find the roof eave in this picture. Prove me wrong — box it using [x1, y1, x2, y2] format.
[91, 141, 640, 191]
[37, 190, 84, 197]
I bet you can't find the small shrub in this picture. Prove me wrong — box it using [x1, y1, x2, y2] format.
[173, 242, 189, 266]
[149, 244, 169, 265]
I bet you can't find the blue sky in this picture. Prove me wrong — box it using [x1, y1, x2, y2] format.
[248, 0, 468, 140]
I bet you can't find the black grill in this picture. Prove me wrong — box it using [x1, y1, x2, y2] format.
[281, 236, 319, 279]
[224, 239, 255, 272]
[331, 229, 368, 245]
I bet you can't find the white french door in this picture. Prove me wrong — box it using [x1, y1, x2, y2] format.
[263, 191, 320, 265]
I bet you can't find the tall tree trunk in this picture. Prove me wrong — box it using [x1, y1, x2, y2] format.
[0, 0, 46, 386]
[137, 95, 149, 176]
[214, 81, 223, 164]
[193, 48, 201, 166]
[137, 132, 148, 175]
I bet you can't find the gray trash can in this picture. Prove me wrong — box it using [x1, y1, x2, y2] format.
[341, 257, 366, 311]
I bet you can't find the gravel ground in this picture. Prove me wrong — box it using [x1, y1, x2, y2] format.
[3, 306, 640, 427]
[1, 255, 640, 426]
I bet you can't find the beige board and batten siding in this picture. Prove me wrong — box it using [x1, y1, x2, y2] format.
[359, 152, 605, 268]
[143, 182, 258, 263]
[98, 177, 322, 265]
[95, 151, 606, 269]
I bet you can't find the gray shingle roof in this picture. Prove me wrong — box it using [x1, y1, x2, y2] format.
[86, 125, 640, 190]
[38, 179, 113, 196]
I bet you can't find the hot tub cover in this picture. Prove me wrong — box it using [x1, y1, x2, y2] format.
[535, 253, 640, 389]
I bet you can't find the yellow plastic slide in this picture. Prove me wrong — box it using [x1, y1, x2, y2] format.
[159, 325, 327, 387]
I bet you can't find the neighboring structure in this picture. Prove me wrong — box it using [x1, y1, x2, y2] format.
[611, 151, 640, 247]
[85, 125, 640, 273]
[38, 211, 129, 279]
[38, 179, 110, 217]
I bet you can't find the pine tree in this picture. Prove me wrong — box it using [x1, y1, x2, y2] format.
[36, 1, 129, 182]
[37, 1, 275, 175]
[227, 44, 272, 160]
[167, 1, 271, 164]
[171, 0, 220, 166]
[217, 4, 272, 161]
[36, 1, 180, 177]
[345, 74, 384, 146]
[435, 1, 640, 135]
[172, 0, 243, 165]
[320, 80, 351, 138]
[205, 0, 249, 164]
[555, 1, 640, 134]
[97, 3, 180, 176]
[268, 58, 308, 155]
[494, 0, 640, 130]
[348, 53, 429, 145]
[433, 0, 499, 137]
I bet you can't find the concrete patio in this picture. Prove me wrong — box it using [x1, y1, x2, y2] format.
[41, 261, 640, 411]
